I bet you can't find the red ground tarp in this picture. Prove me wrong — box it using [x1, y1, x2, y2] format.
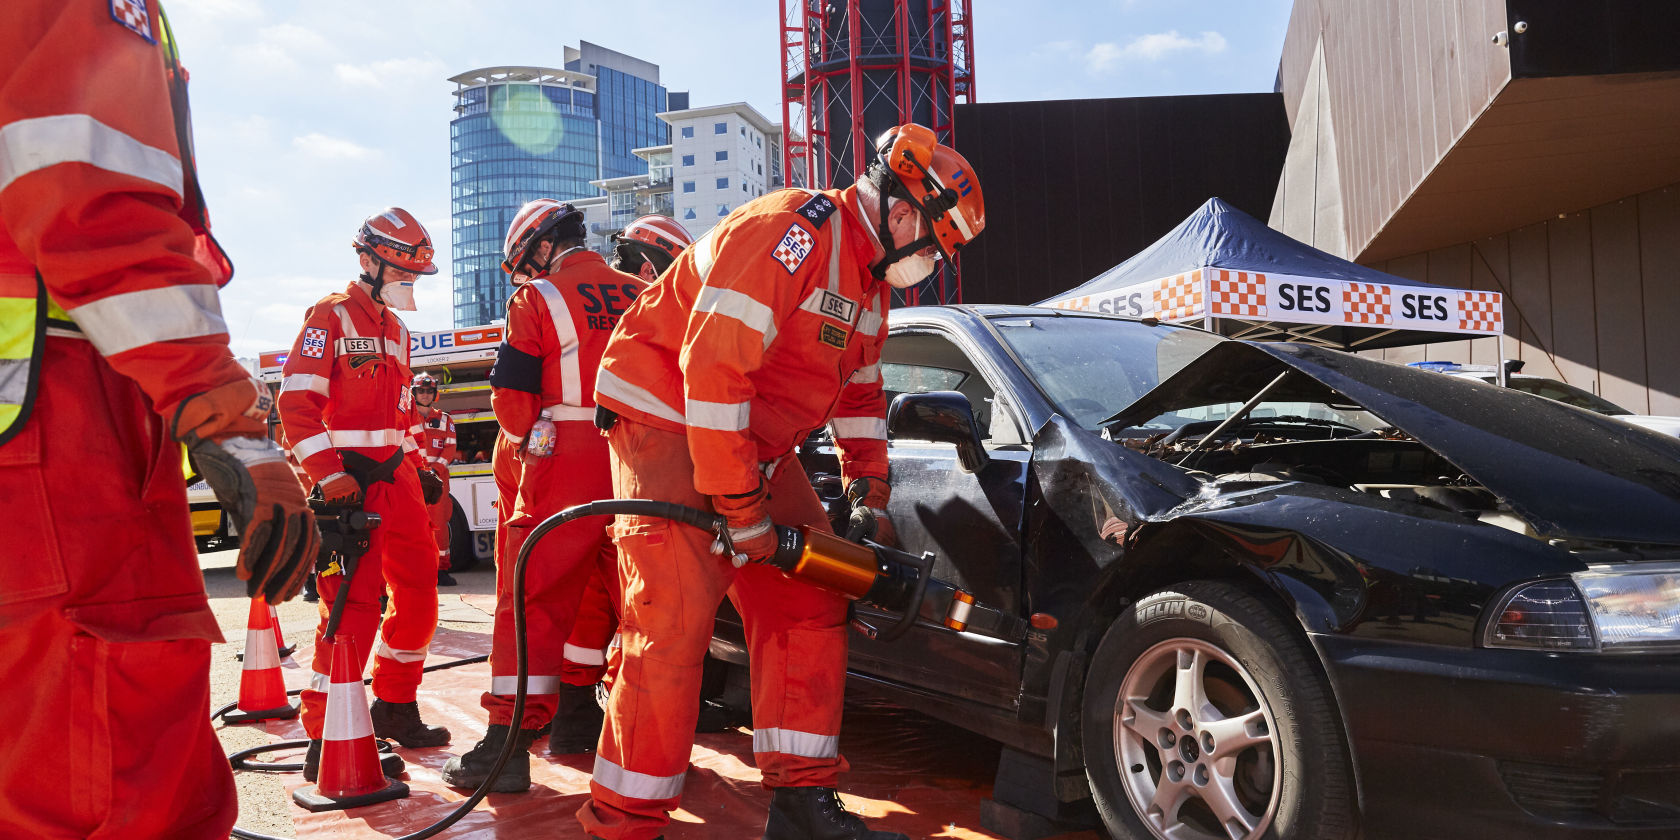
[239, 596, 1102, 839]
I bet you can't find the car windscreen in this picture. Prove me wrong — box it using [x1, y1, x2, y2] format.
[1476, 376, 1631, 416]
[990, 315, 1224, 429]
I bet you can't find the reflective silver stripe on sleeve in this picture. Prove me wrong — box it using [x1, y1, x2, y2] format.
[849, 361, 880, 384]
[281, 373, 330, 396]
[562, 643, 607, 666]
[323, 682, 374, 741]
[685, 398, 750, 432]
[694, 285, 775, 337]
[66, 284, 227, 358]
[385, 338, 406, 359]
[291, 431, 334, 462]
[310, 671, 332, 693]
[751, 727, 840, 759]
[595, 368, 687, 426]
[0, 114, 183, 196]
[830, 417, 888, 440]
[490, 675, 562, 695]
[591, 755, 686, 801]
[528, 279, 583, 406]
[499, 428, 524, 447]
[855, 308, 884, 337]
[374, 639, 428, 664]
[692, 229, 717, 281]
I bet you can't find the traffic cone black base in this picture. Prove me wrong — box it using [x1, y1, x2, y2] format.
[302, 738, 405, 782]
[291, 777, 409, 813]
[220, 698, 299, 724]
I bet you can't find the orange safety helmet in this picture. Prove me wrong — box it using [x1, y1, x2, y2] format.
[871, 123, 985, 260]
[352, 207, 438, 275]
[612, 214, 694, 274]
[503, 198, 585, 276]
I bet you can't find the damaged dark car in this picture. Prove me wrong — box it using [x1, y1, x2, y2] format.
[713, 305, 1680, 840]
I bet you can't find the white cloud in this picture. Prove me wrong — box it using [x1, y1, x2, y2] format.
[168, 0, 264, 22]
[335, 57, 448, 89]
[1085, 30, 1227, 72]
[292, 133, 376, 161]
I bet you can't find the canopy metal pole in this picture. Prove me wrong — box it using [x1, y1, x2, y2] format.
[1497, 332, 1508, 387]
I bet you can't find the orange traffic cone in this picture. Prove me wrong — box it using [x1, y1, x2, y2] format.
[291, 635, 409, 812]
[220, 598, 300, 724]
[268, 604, 296, 661]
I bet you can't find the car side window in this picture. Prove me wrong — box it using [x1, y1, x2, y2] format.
[879, 332, 1022, 445]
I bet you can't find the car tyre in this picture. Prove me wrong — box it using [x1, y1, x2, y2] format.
[447, 500, 479, 572]
[1082, 580, 1356, 840]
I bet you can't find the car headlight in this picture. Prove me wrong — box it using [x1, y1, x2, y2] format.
[1483, 564, 1680, 652]
[1572, 563, 1680, 651]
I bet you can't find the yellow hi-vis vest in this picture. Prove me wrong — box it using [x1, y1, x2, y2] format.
[0, 273, 76, 446]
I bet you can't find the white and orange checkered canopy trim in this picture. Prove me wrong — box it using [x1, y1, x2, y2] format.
[1045, 269, 1503, 339]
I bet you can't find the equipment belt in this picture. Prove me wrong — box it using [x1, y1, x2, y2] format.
[341, 449, 405, 488]
[544, 403, 596, 423]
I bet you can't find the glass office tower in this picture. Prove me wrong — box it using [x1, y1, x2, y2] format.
[449, 46, 670, 327]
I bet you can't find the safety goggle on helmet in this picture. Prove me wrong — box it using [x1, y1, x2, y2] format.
[873, 123, 985, 260]
[352, 207, 438, 274]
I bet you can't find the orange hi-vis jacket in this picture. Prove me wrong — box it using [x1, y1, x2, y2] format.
[490, 248, 645, 445]
[407, 406, 457, 479]
[279, 282, 419, 486]
[596, 186, 890, 496]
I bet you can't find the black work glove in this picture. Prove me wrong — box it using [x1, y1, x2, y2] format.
[187, 435, 319, 603]
[418, 469, 445, 505]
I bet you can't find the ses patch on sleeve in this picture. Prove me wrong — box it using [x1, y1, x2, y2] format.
[301, 327, 328, 358]
[772, 224, 815, 275]
[109, 0, 157, 44]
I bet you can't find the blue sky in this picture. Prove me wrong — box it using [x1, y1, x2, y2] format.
[166, 0, 1293, 355]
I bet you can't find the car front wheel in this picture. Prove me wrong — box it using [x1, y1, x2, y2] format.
[1082, 580, 1356, 840]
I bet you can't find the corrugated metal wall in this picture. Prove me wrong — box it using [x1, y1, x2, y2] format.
[1366, 182, 1680, 415]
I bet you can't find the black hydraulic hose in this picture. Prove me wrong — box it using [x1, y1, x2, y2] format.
[227, 499, 720, 840]
[213, 653, 489, 723]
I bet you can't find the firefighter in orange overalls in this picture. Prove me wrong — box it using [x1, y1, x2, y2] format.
[544, 214, 701, 749]
[280, 208, 452, 778]
[441, 200, 649, 791]
[578, 124, 985, 840]
[0, 3, 317, 837]
[407, 371, 459, 586]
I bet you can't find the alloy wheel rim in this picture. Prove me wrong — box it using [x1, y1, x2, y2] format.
[1112, 637, 1282, 840]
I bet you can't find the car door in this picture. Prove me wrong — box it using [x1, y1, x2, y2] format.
[813, 327, 1032, 711]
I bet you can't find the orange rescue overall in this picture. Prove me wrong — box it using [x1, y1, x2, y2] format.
[580, 187, 891, 840]
[280, 282, 438, 735]
[484, 248, 644, 728]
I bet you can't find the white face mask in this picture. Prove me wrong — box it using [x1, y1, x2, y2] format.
[383, 280, 417, 311]
[884, 252, 940, 289]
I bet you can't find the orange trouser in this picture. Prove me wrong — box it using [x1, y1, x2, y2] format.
[0, 341, 234, 839]
[493, 434, 524, 571]
[562, 569, 621, 686]
[483, 420, 617, 729]
[300, 465, 438, 737]
[428, 479, 452, 571]
[579, 420, 850, 840]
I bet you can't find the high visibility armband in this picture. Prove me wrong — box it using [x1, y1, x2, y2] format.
[488, 341, 542, 394]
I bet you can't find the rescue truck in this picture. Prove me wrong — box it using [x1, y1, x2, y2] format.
[255, 324, 508, 569]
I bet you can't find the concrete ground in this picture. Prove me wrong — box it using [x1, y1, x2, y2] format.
[204, 547, 498, 839]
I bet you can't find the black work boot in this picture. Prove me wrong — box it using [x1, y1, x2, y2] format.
[437, 569, 458, 587]
[548, 683, 605, 754]
[302, 738, 404, 782]
[440, 724, 542, 792]
[762, 787, 908, 840]
[369, 699, 450, 748]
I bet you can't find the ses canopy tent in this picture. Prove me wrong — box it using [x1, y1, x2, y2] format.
[1039, 198, 1503, 352]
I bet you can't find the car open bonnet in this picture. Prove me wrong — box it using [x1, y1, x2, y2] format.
[1111, 341, 1680, 545]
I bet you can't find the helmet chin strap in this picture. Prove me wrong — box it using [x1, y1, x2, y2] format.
[867, 173, 936, 280]
[361, 258, 390, 304]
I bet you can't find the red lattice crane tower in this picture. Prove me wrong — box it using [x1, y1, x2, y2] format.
[780, 0, 975, 303]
